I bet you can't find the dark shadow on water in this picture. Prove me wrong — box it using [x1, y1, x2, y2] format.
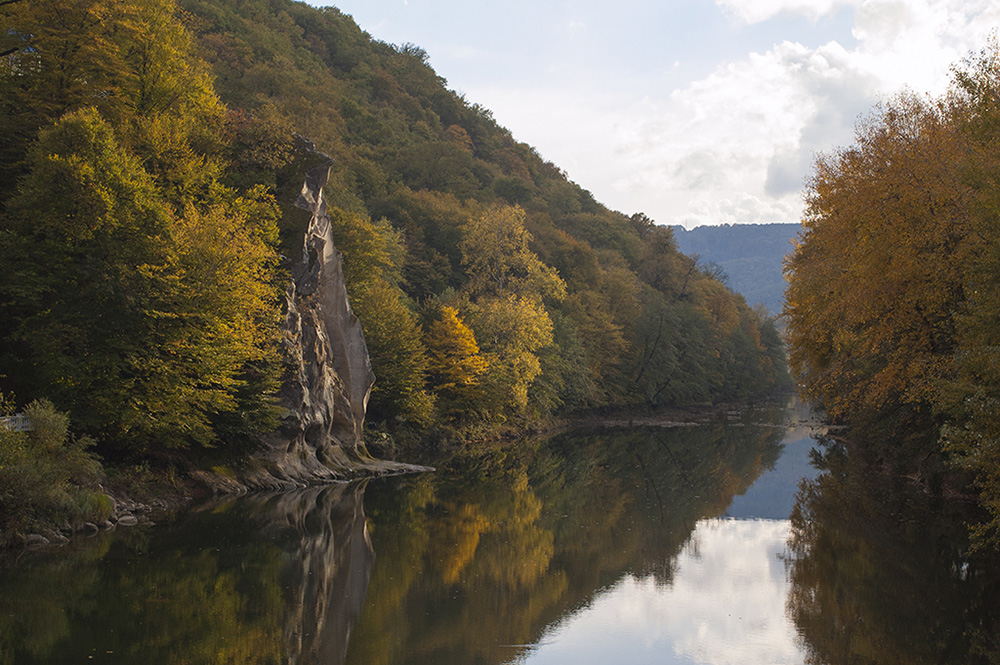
[786, 436, 1000, 665]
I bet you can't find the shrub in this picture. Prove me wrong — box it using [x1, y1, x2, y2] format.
[0, 399, 110, 545]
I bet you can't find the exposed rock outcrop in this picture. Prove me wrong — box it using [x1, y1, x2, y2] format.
[245, 138, 426, 487]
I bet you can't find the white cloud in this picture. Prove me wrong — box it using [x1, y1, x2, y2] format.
[599, 0, 1000, 227]
[606, 39, 875, 226]
[716, 0, 851, 24]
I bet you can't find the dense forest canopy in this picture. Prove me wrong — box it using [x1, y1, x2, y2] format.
[0, 0, 788, 461]
[784, 41, 1000, 547]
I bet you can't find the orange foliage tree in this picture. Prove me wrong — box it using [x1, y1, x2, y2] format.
[785, 42, 1000, 544]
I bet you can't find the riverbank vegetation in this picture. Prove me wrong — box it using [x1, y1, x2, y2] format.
[0, 399, 111, 547]
[0, 0, 787, 447]
[0, 0, 788, 540]
[784, 42, 1000, 547]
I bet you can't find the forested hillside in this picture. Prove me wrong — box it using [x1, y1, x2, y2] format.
[784, 44, 1000, 546]
[0, 0, 788, 466]
[672, 223, 799, 316]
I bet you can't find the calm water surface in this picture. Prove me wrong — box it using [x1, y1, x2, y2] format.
[2, 405, 999, 664]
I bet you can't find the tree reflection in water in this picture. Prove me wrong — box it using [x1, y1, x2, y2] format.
[348, 419, 787, 665]
[786, 438, 1000, 665]
[0, 415, 796, 665]
[0, 482, 372, 665]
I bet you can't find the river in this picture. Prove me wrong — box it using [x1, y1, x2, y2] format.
[1, 403, 998, 664]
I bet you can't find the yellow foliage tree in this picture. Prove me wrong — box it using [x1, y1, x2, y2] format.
[458, 204, 566, 417]
[471, 295, 555, 412]
[424, 306, 489, 414]
[460, 204, 565, 302]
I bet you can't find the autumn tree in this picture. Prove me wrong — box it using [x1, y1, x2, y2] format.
[784, 44, 1000, 546]
[459, 205, 566, 417]
[784, 92, 972, 435]
[0, 108, 283, 449]
[471, 295, 555, 412]
[423, 305, 489, 417]
[938, 41, 1000, 547]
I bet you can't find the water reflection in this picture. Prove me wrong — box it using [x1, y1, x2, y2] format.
[346, 418, 792, 665]
[524, 519, 799, 665]
[0, 482, 372, 665]
[0, 418, 794, 665]
[785, 439, 1000, 664]
[11, 410, 998, 665]
[244, 485, 372, 665]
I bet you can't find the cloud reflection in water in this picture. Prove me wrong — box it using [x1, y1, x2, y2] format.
[521, 518, 803, 665]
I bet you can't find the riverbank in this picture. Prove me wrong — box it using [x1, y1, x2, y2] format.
[4, 398, 799, 551]
[9, 453, 434, 551]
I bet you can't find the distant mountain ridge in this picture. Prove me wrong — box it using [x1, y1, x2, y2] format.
[672, 223, 801, 317]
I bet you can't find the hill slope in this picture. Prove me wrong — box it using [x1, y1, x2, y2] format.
[0, 0, 790, 455]
[672, 223, 800, 316]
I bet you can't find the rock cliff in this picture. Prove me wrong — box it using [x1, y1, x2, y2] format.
[242, 138, 422, 487]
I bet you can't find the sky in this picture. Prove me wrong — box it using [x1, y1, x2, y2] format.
[313, 0, 1000, 229]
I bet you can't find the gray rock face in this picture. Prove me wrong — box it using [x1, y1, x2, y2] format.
[288, 147, 374, 446]
[248, 139, 427, 487]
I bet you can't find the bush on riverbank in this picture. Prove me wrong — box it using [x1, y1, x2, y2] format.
[0, 399, 111, 546]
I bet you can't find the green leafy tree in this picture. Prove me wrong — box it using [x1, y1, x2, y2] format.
[0, 108, 282, 449]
